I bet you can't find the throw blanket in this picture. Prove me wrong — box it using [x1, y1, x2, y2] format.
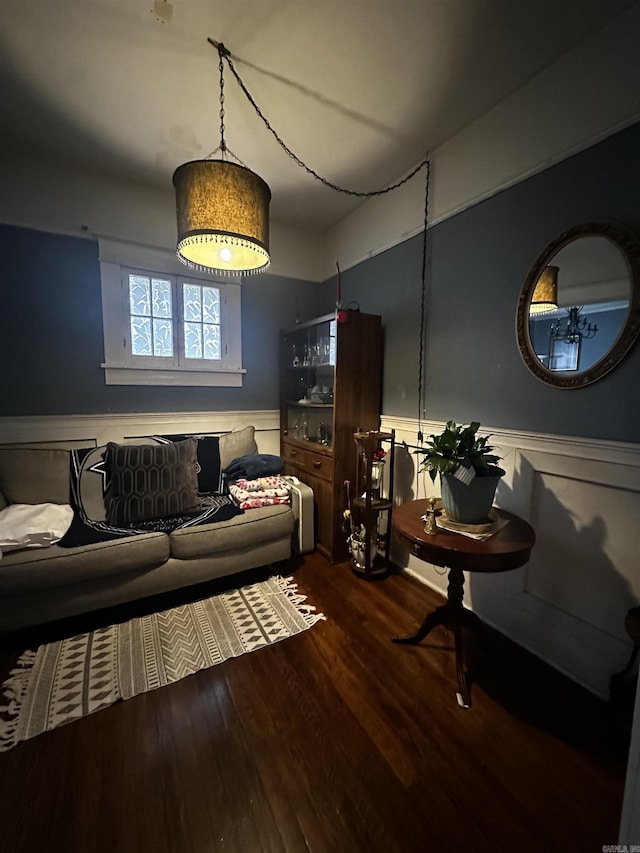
[59, 447, 242, 548]
[229, 475, 291, 509]
[0, 503, 74, 558]
[224, 453, 284, 481]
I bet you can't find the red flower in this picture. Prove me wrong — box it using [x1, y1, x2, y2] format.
[373, 448, 387, 461]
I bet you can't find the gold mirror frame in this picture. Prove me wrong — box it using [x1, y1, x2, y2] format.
[516, 221, 640, 388]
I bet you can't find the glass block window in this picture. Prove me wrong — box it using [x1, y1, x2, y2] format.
[129, 274, 174, 357]
[183, 283, 221, 360]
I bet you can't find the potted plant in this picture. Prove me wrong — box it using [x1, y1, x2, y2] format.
[416, 421, 504, 524]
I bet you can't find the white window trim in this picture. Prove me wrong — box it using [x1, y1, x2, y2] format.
[99, 237, 245, 387]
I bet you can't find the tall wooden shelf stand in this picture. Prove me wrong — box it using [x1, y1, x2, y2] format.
[350, 429, 395, 578]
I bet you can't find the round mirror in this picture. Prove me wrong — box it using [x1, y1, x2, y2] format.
[516, 221, 640, 388]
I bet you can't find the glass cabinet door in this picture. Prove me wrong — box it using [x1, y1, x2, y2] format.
[283, 317, 336, 447]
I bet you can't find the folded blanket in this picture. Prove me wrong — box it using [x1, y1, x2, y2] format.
[229, 477, 291, 510]
[0, 503, 74, 558]
[231, 496, 290, 510]
[224, 454, 284, 481]
[233, 476, 289, 494]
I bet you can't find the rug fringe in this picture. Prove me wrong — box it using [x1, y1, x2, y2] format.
[0, 649, 37, 752]
[274, 575, 327, 624]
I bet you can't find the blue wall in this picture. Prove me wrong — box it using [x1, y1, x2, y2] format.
[0, 224, 326, 416]
[2, 122, 640, 443]
[336, 121, 640, 443]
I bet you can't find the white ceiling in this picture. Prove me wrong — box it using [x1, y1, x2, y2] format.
[1, 0, 636, 234]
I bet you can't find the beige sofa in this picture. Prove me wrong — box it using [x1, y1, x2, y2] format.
[0, 427, 295, 633]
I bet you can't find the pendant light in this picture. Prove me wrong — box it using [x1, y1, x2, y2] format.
[173, 37, 430, 277]
[529, 265, 558, 315]
[173, 42, 271, 276]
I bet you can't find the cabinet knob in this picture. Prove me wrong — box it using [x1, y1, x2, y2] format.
[313, 460, 322, 469]
[290, 450, 297, 457]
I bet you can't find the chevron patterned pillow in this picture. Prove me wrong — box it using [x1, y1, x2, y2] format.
[105, 438, 200, 526]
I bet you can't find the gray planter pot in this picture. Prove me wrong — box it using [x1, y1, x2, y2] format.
[440, 467, 505, 524]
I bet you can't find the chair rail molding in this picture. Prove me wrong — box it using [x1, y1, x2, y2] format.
[382, 414, 640, 699]
[0, 410, 281, 452]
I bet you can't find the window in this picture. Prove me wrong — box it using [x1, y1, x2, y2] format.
[182, 281, 221, 360]
[126, 272, 222, 362]
[99, 238, 244, 387]
[129, 273, 174, 358]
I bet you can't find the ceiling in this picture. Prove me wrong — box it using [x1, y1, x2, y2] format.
[1, 0, 636, 234]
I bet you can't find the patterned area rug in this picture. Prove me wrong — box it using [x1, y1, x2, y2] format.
[0, 575, 325, 752]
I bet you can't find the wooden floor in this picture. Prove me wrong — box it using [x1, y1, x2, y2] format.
[0, 552, 631, 853]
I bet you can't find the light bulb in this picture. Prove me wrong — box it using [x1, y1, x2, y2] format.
[220, 247, 232, 263]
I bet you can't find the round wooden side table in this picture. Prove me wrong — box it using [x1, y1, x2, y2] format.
[392, 499, 535, 708]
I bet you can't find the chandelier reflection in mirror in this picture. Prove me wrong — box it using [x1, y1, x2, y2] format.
[549, 306, 598, 344]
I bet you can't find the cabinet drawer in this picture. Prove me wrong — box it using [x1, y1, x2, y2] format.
[283, 443, 333, 482]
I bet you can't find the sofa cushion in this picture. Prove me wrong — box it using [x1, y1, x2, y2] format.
[0, 448, 71, 505]
[106, 439, 200, 526]
[168, 504, 294, 560]
[218, 426, 258, 470]
[0, 531, 170, 593]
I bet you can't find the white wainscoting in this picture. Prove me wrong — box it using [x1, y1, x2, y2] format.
[381, 415, 640, 699]
[2, 410, 637, 698]
[0, 410, 282, 455]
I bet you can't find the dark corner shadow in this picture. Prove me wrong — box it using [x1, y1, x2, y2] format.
[467, 462, 637, 765]
[467, 620, 632, 767]
[393, 441, 419, 503]
[231, 52, 406, 143]
[0, 562, 286, 659]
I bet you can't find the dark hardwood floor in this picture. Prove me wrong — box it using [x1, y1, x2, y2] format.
[0, 553, 631, 853]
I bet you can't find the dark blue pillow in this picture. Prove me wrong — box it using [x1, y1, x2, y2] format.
[224, 453, 284, 482]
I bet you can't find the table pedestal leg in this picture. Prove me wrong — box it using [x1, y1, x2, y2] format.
[392, 567, 480, 707]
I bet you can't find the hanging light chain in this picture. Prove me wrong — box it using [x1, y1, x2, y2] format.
[203, 39, 431, 447]
[210, 39, 429, 198]
[217, 43, 228, 156]
[208, 42, 246, 166]
[417, 158, 430, 446]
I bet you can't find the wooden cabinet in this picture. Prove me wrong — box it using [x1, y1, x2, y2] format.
[280, 311, 382, 562]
